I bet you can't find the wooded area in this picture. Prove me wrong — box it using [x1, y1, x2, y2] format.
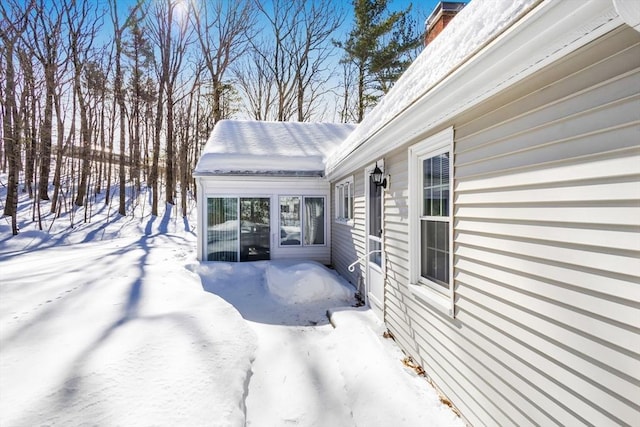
[0, 0, 422, 235]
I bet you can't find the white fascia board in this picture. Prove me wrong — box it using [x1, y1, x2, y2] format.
[198, 175, 329, 194]
[326, 0, 623, 180]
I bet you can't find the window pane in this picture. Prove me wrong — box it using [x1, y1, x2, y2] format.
[349, 183, 354, 219]
[343, 188, 349, 218]
[207, 197, 238, 262]
[423, 188, 431, 217]
[420, 219, 449, 286]
[369, 239, 382, 267]
[280, 196, 301, 246]
[369, 175, 382, 237]
[240, 198, 270, 262]
[423, 157, 432, 188]
[422, 153, 449, 217]
[304, 197, 325, 245]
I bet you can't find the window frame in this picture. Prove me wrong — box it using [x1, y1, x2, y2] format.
[334, 176, 354, 225]
[278, 195, 327, 247]
[408, 127, 455, 317]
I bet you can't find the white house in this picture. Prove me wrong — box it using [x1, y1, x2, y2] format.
[193, 120, 355, 264]
[195, 0, 640, 425]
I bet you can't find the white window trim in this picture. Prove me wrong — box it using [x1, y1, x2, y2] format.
[334, 175, 355, 226]
[278, 194, 328, 247]
[408, 127, 455, 318]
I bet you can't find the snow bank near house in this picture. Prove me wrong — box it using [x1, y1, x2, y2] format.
[265, 261, 354, 304]
[328, 307, 463, 427]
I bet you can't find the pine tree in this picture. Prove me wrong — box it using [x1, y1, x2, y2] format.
[336, 0, 420, 122]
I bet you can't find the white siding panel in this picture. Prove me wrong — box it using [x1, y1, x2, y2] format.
[456, 179, 640, 204]
[331, 173, 366, 290]
[455, 231, 639, 273]
[455, 150, 640, 191]
[456, 243, 637, 301]
[455, 218, 640, 255]
[379, 27, 640, 426]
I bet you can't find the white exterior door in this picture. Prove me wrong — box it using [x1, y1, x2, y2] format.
[365, 164, 385, 320]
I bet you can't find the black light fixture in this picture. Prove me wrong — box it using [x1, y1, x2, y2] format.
[371, 163, 387, 189]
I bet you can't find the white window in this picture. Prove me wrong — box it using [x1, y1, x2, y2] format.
[408, 127, 454, 316]
[279, 196, 326, 246]
[335, 176, 354, 224]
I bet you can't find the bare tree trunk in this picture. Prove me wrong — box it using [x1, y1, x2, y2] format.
[106, 91, 116, 206]
[110, 0, 143, 216]
[151, 83, 163, 217]
[50, 89, 66, 214]
[166, 87, 174, 205]
[95, 96, 105, 195]
[74, 85, 92, 207]
[1, 35, 19, 234]
[116, 38, 127, 216]
[20, 51, 37, 198]
[38, 70, 54, 200]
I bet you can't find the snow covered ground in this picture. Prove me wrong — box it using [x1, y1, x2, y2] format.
[0, 184, 462, 426]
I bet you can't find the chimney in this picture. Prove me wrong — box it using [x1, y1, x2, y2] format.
[424, 1, 466, 47]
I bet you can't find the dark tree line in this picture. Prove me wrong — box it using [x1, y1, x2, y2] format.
[1, 0, 422, 236]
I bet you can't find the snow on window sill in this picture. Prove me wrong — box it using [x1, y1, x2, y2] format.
[334, 218, 354, 227]
[408, 284, 453, 318]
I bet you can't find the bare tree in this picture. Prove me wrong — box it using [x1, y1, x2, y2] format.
[0, 0, 29, 235]
[124, 8, 153, 193]
[28, 0, 65, 201]
[192, 0, 255, 123]
[238, 0, 341, 122]
[66, 0, 101, 209]
[288, 0, 343, 122]
[109, 0, 144, 216]
[17, 49, 39, 199]
[147, 0, 193, 213]
[252, 0, 301, 121]
[235, 48, 276, 120]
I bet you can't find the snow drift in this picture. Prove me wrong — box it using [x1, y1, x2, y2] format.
[265, 261, 354, 304]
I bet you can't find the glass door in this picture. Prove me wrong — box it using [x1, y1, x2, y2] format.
[207, 197, 270, 262]
[207, 197, 240, 262]
[366, 171, 384, 320]
[240, 198, 271, 261]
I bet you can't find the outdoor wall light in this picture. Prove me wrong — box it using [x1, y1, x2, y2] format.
[371, 163, 387, 189]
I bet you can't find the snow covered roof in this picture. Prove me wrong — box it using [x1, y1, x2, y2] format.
[194, 120, 356, 177]
[326, 0, 538, 174]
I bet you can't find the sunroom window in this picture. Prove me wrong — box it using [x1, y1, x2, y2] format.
[279, 196, 326, 246]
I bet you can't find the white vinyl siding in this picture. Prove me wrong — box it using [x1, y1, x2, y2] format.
[331, 174, 366, 290]
[378, 26, 640, 426]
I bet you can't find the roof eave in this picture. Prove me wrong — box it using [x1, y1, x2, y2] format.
[326, 0, 623, 180]
[193, 170, 325, 178]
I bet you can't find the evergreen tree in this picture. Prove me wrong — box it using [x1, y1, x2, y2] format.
[336, 0, 420, 122]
